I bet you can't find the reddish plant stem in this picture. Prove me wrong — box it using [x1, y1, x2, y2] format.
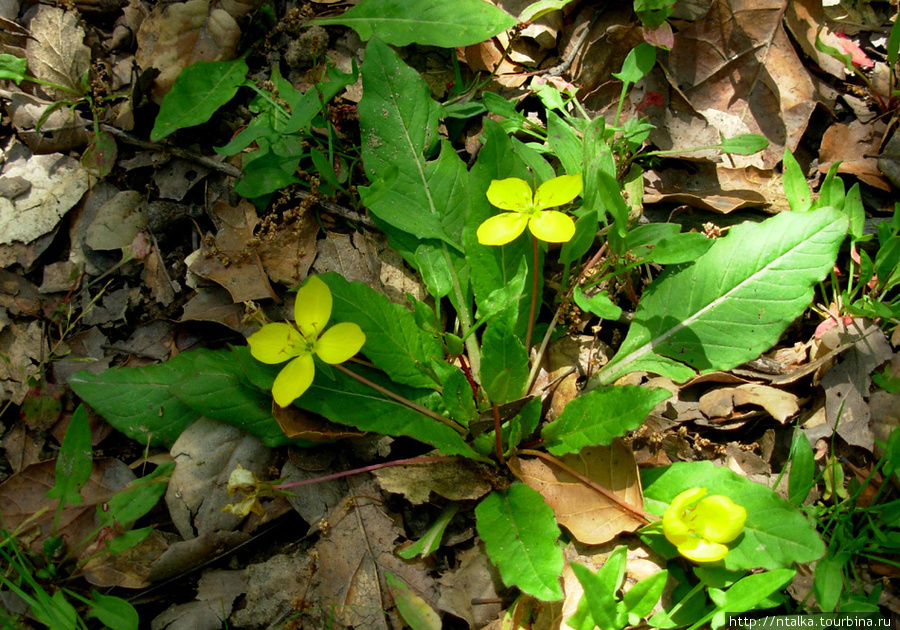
[271, 456, 452, 491]
[517, 449, 652, 524]
[492, 403, 505, 464]
[457, 354, 479, 398]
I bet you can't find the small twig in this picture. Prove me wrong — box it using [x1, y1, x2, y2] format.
[542, 12, 601, 78]
[517, 448, 652, 523]
[270, 455, 451, 491]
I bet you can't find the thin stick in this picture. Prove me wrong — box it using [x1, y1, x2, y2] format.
[334, 364, 466, 435]
[518, 449, 652, 523]
[271, 455, 451, 490]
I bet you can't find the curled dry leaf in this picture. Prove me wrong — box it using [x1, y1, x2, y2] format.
[25, 6, 91, 100]
[271, 403, 366, 442]
[372, 455, 492, 504]
[135, 0, 241, 103]
[510, 440, 644, 545]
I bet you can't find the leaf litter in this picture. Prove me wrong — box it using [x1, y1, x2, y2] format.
[0, 0, 899, 627]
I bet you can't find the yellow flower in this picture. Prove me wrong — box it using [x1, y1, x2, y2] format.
[662, 487, 747, 563]
[247, 275, 365, 407]
[477, 174, 583, 246]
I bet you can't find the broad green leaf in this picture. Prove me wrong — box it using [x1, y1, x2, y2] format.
[520, 0, 574, 22]
[69, 355, 201, 447]
[100, 463, 173, 527]
[45, 405, 92, 505]
[321, 273, 444, 389]
[151, 58, 248, 142]
[718, 134, 769, 156]
[104, 527, 152, 555]
[441, 367, 478, 425]
[359, 39, 466, 248]
[596, 208, 848, 385]
[542, 386, 671, 455]
[507, 396, 542, 452]
[475, 484, 564, 600]
[843, 183, 865, 241]
[814, 554, 847, 612]
[480, 304, 529, 405]
[648, 232, 714, 265]
[560, 209, 599, 265]
[624, 222, 681, 256]
[397, 504, 459, 559]
[571, 561, 625, 630]
[623, 571, 668, 622]
[297, 364, 485, 461]
[782, 148, 812, 212]
[169, 350, 289, 447]
[612, 43, 656, 86]
[788, 430, 815, 505]
[547, 112, 582, 175]
[86, 592, 138, 630]
[642, 462, 825, 570]
[573, 286, 622, 320]
[476, 259, 528, 329]
[889, 15, 900, 67]
[815, 162, 844, 210]
[385, 572, 442, 630]
[311, 0, 515, 47]
[709, 569, 795, 628]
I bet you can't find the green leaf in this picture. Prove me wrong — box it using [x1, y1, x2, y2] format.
[321, 273, 444, 389]
[86, 592, 139, 630]
[359, 39, 466, 248]
[385, 572, 442, 629]
[100, 463, 173, 527]
[573, 286, 623, 320]
[520, 0, 574, 22]
[782, 148, 812, 212]
[480, 304, 529, 405]
[151, 57, 248, 142]
[642, 462, 825, 570]
[507, 396, 542, 452]
[68, 355, 201, 448]
[475, 484, 564, 601]
[596, 208, 848, 385]
[311, 0, 515, 47]
[0, 53, 27, 84]
[843, 183, 865, 241]
[788, 430, 815, 506]
[297, 364, 485, 461]
[623, 570, 668, 622]
[718, 134, 769, 156]
[541, 385, 671, 455]
[45, 405, 92, 505]
[547, 112, 582, 175]
[612, 43, 656, 86]
[169, 350, 289, 447]
[815, 162, 845, 211]
[814, 554, 847, 612]
[560, 209, 600, 265]
[708, 569, 795, 628]
[441, 367, 477, 426]
[889, 15, 900, 68]
[571, 560, 626, 630]
[397, 503, 459, 559]
[648, 232, 714, 265]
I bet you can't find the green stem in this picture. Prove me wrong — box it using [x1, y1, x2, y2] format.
[444, 245, 481, 377]
[525, 235, 540, 351]
[334, 363, 467, 435]
[655, 580, 706, 629]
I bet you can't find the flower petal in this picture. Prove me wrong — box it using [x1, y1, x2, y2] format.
[272, 352, 315, 407]
[528, 210, 576, 243]
[694, 495, 747, 544]
[486, 178, 533, 211]
[247, 323, 304, 364]
[294, 275, 332, 339]
[533, 174, 582, 209]
[316, 322, 366, 364]
[676, 538, 729, 563]
[477, 212, 529, 246]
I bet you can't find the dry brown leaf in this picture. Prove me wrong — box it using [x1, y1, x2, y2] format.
[135, 0, 241, 103]
[256, 210, 319, 286]
[818, 121, 891, 191]
[80, 529, 176, 589]
[644, 165, 788, 214]
[272, 403, 366, 442]
[179, 286, 257, 336]
[663, 0, 831, 169]
[0, 458, 135, 551]
[4, 92, 90, 153]
[784, 0, 849, 80]
[437, 545, 507, 629]
[187, 200, 277, 303]
[510, 440, 644, 545]
[0, 321, 46, 406]
[699, 383, 799, 423]
[372, 456, 492, 505]
[25, 7, 91, 100]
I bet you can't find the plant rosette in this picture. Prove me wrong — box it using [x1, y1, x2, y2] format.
[246, 275, 366, 407]
[477, 174, 582, 246]
[662, 487, 747, 563]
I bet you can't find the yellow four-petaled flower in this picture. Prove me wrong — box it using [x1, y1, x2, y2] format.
[477, 174, 583, 246]
[662, 487, 747, 563]
[247, 276, 365, 407]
